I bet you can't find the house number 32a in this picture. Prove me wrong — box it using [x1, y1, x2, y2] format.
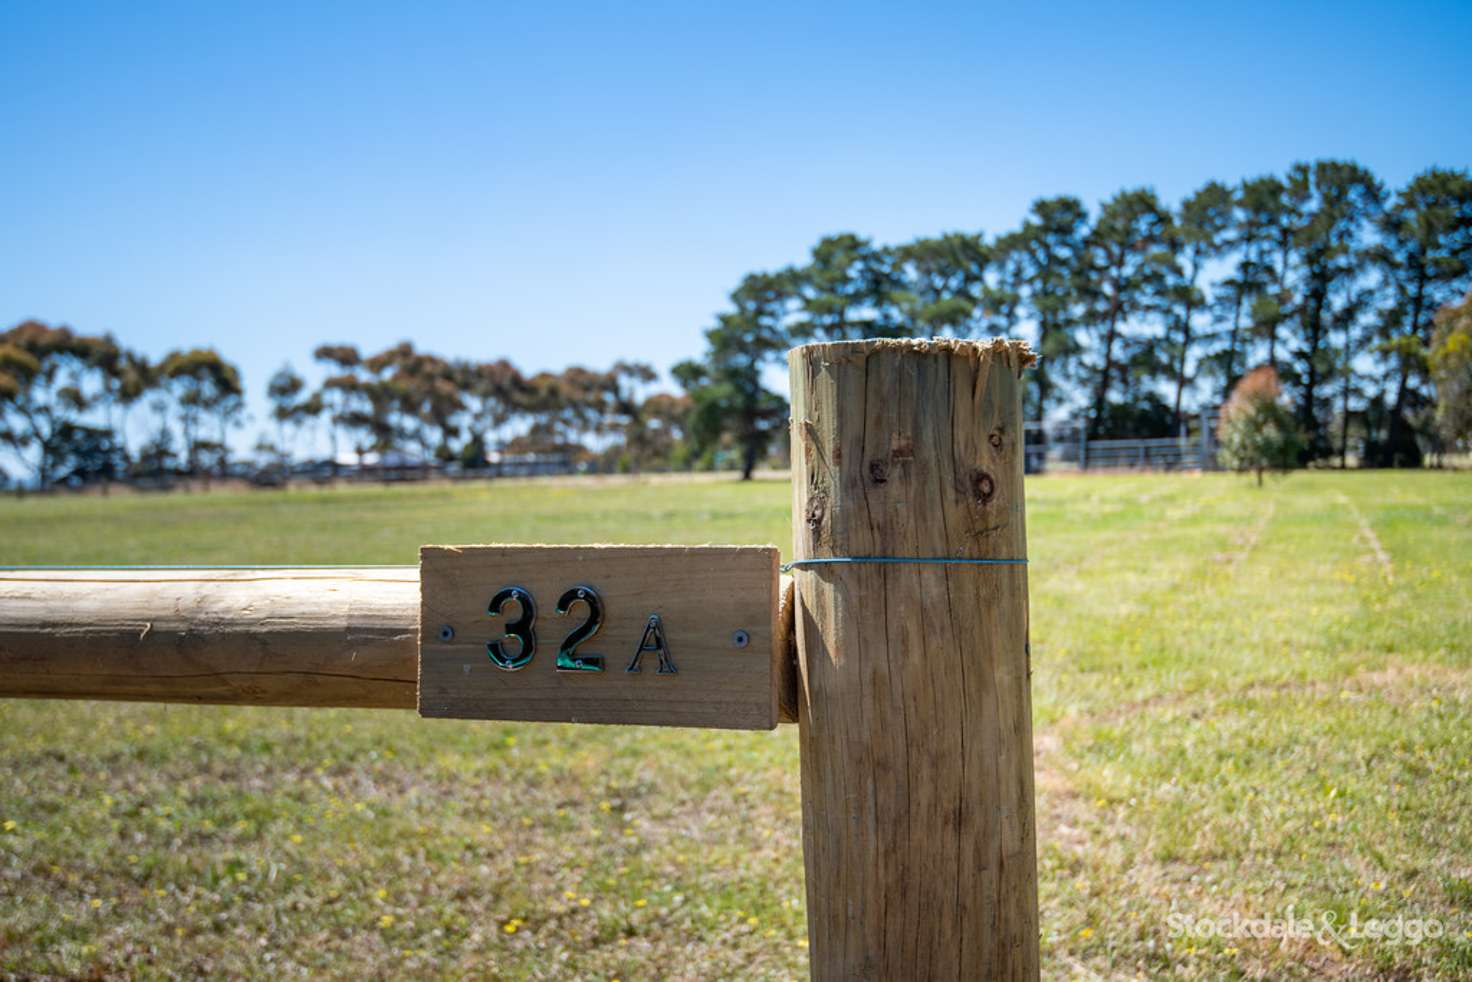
[485, 584, 676, 675]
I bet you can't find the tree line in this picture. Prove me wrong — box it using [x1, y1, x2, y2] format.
[0, 329, 691, 487]
[681, 159, 1472, 474]
[0, 323, 249, 487]
[2, 158, 1469, 488]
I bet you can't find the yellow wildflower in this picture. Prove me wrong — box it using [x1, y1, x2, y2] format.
[379, 914, 395, 928]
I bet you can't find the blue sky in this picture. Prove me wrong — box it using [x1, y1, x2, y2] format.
[3, 1, 1470, 451]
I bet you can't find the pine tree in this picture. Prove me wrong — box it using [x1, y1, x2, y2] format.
[1014, 197, 1088, 419]
[1369, 168, 1472, 465]
[1164, 181, 1234, 430]
[792, 234, 903, 341]
[890, 233, 990, 336]
[1080, 189, 1172, 436]
[674, 271, 795, 479]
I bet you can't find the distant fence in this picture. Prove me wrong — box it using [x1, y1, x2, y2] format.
[1024, 409, 1220, 473]
[239, 452, 577, 488]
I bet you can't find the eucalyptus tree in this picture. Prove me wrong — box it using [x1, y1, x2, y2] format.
[1369, 167, 1472, 463]
[83, 338, 153, 470]
[1286, 160, 1384, 459]
[313, 343, 362, 470]
[0, 321, 119, 486]
[601, 360, 659, 470]
[159, 347, 245, 475]
[266, 365, 321, 465]
[456, 358, 521, 465]
[1164, 181, 1234, 429]
[512, 371, 572, 454]
[384, 345, 462, 462]
[362, 342, 420, 456]
[108, 348, 153, 467]
[350, 342, 462, 462]
[634, 391, 691, 469]
[556, 365, 614, 456]
[136, 390, 179, 478]
[1079, 188, 1173, 435]
[316, 343, 398, 464]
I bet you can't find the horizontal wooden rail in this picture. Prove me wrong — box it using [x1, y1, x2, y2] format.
[0, 568, 799, 720]
[0, 567, 421, 708]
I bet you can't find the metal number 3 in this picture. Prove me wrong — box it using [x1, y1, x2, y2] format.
[487, 586, 536, 671]
[554, 585, 605, 672]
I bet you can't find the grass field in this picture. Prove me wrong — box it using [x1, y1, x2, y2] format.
[1, 471, 1469, 979]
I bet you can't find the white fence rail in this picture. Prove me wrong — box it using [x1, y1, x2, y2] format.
[1024, 410, 1220, 473]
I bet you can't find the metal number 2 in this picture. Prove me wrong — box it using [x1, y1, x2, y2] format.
[554, 585, 605, 672]
[487, 586, 536, 670]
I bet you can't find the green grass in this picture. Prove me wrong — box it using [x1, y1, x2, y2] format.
[1, 472, 1469, 979]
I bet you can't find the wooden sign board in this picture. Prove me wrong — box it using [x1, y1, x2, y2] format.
[418, 545, 781, 730]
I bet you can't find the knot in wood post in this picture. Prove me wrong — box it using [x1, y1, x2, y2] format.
[788, 338, 1039, 981]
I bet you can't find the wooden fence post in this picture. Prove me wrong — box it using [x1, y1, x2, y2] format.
[789, 338, 1039, 980]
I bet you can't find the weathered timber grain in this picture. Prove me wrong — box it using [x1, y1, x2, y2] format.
[0, 568, 420, 707]
[789, 338, 1039, 980]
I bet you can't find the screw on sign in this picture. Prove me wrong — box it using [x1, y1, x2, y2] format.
[416, 544, 783, 730]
